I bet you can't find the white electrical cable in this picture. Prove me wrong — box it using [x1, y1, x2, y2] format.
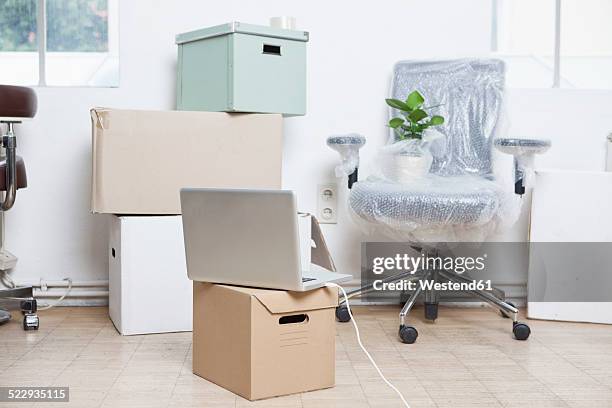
[1, 274, 73, 309]
[326, 282, 411, 408]
[0, 270, 16, 288]
[37, 278, 73, 310]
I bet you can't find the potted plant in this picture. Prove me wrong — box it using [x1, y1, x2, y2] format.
[385, 91, 445, 180]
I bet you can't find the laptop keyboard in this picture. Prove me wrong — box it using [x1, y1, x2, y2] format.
[302, 277, 316, 282]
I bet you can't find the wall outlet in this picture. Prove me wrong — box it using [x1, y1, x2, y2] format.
[317, 183, 338, 224]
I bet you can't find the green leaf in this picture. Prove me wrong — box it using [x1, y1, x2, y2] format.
[406, 91, 425, 109]
[385, 98, 412, 112]
[388, 118, 405, 128]
[408, 109, 428, 123]
[430, 115, 445, 126]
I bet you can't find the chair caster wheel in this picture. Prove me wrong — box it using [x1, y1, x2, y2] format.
[513, 322, 530, 340]
[0, 310, 10, 325]
[500, 301, 516, 318]
[23, 313, 39, 331]
[399, 325, 418, 344]
[336, 305, 351, 323]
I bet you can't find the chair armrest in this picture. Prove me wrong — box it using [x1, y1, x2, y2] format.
[327, 134, 366, 189]
[494, 138, 551, 195]
[494, 138, 551, 156]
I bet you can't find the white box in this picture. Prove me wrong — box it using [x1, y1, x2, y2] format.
[528, 170, 612, 324]
[109, 215, 192, 335]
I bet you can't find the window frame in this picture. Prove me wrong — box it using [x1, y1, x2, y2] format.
[1, 0, 119, 87]
[491, 0, 564, 89]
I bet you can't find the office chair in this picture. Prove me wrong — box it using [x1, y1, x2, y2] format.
[0, 85, 39, 330]
[327, 59, 550, 344]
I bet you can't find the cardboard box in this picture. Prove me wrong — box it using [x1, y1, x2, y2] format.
[109, 215, 192, 335]
[298, 213, 337, 273]
[193, 282, 337, 400]
[90, 108, 282, 214]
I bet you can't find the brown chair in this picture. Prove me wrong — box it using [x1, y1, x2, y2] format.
[0, 84, 39, 330]
[0, 156, 27, 191]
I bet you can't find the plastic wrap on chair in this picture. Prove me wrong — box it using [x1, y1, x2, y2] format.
[347, 59, 521, 241]
[327, 134, 366, 177]
[493, 138, 551, 156]
[349, 175, 519, 241]
[494, 138, 552, 190]
[390, 59, 505, 177]
[375, 130, 443, 183]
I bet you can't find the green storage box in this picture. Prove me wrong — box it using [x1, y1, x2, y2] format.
[176, 22, 309, 116]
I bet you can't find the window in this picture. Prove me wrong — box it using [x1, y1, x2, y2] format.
[0, 0, 119, 87]
[492, 0, 612, 89]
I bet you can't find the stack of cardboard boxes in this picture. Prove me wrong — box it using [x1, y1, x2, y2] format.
[91, 109, 283, 335]
[92, 22, 338, 400]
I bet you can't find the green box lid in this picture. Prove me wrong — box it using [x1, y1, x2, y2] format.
[176, 21, 309, 44]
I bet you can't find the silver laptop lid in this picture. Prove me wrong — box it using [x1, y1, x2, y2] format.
[180, 188, 303, 291]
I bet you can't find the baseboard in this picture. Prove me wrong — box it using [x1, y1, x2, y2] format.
[10, 277, 527, 308]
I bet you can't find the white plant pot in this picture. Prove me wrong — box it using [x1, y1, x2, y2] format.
[394, 153, 429, 183]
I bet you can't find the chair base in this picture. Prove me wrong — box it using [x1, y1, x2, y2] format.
[0, 286, 39, 330]
[337, 267, 530, 344]
[0, 309, 10, 324]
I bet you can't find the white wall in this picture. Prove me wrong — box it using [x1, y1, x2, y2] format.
[5, 0, 611, 302]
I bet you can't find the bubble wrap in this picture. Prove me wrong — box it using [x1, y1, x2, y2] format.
[349, 59, 520, 241]
[390, 59, 505, 177]
[494, 138, 552, 191]
[374, 130, 444, 183]
[327, 134, 366, 177]
[349, 175, 518, 241]
[493, 138, 551, 156]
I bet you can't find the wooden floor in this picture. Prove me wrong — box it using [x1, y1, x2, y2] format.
[0, 305, 611, 408]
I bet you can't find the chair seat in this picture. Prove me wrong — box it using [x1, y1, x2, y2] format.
[349, 176, 501, 228]
[0, 85, 37, 119]
[0, 156, 27, 190]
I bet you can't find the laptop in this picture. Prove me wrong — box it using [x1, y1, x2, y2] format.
[180, 188, 352, 291]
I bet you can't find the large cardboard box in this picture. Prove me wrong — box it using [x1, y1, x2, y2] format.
[90, 108, 282, 214]
[193, 282, 337, 400]
[109, 215, 192, 335]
